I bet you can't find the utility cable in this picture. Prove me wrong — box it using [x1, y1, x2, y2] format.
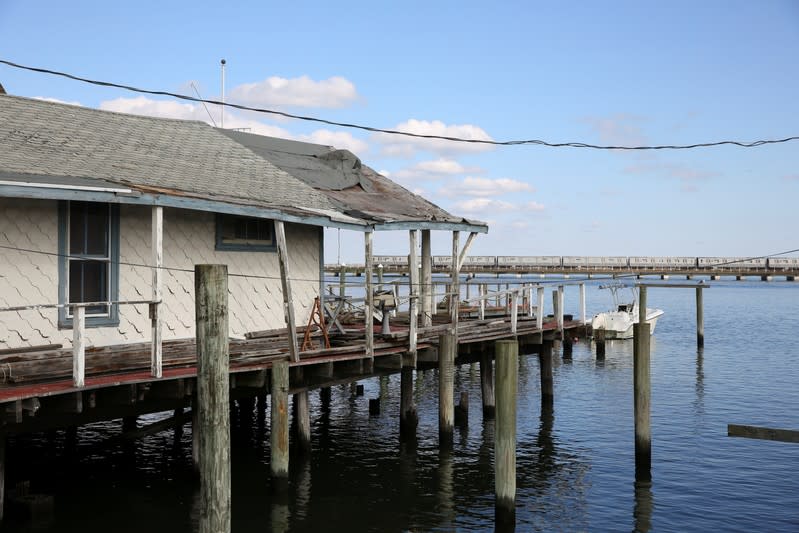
[2, 58, 798, 151]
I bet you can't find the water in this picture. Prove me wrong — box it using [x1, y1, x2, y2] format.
[5, 279, 799, 532]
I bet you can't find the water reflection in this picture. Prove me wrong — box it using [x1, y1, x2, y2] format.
[694, 347, 705, 417]
[633, 480, 654, 533]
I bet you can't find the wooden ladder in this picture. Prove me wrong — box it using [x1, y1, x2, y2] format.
[301, 297, 331, 351]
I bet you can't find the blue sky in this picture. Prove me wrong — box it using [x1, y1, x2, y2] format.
[1, 1, 797, 261]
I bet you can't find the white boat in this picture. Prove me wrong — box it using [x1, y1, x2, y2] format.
[591, 283, 664, 340]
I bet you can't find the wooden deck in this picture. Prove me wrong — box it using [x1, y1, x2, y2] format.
[0, 312, 586, 432]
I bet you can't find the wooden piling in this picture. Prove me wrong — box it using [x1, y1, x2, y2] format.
[480, 353, 496, 419]
[595, 329, 606, 360]
[271, 360, 290, 491]
[194, 264, 231, 533]
[369, 398, 381, 416]
[455, 391, 469, 426]
[294, 391, 311, 454]
[400, 367, 418, 441]
[696, 287, 704, 347]
[495, 339, 518, 526]
[633, 322, 652, 481]
[539, 341, 554, 407]
[439, 333, 456, 446]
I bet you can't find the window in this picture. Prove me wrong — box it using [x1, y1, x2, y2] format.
[58, 201, 120, 328]
[215, 214, 275, 252]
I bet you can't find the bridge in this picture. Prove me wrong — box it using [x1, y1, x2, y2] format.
[326, 255, 799, 281]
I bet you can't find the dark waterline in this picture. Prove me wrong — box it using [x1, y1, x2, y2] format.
[4, 280, 799, 532]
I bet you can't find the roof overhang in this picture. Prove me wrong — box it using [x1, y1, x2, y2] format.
[0, 173, 488, 234]
[0, 173, 369, 231]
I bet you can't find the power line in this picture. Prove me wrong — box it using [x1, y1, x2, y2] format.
[2, 58, 798, 151]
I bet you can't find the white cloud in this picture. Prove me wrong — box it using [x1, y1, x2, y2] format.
[451, 198, 516, 214]
[33, 96, 82, 106]
[99, 96, 370, 153]
[415, 158, 468, 174]
[228, 75, 359, 109]
[296, 129, 369, 155]
[456, 177, 534, 197]
[373, 119, 494, 157]
[525, 201, 546, 211]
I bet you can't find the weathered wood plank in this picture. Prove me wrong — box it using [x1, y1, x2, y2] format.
[727, 424, 799, 443]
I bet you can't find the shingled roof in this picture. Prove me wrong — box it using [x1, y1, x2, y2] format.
[0, 94, 487, 232]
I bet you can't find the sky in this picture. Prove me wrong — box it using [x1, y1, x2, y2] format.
[1, 1, 798, 262]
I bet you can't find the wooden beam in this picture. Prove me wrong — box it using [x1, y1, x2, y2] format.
[151, 205, 163, 378]
[275, 221, 299, 363]
[421, 229, 432, 328]
[728, 424, 799, 443]
[456, 231, 479, 271]
[408, 229, 419, 364]
[364, 231, 374, 359]
[451, 231, 460, 339]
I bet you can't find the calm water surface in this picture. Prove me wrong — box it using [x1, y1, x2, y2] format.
[6, 279, 799, 532]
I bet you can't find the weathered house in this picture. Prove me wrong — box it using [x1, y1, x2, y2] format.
[0, 94, 487, 359]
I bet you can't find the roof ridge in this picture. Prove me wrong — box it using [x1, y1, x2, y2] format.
[0, 92, 210, 127]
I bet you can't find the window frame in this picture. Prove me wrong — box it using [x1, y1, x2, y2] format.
[215, 214, 276, 252]
[58, 201, 120, 328]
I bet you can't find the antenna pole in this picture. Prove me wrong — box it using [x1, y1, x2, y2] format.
[220, 59, 226, 129]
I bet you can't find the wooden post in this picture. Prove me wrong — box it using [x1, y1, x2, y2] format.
[557, 285, 564, 334]
[537, 286, 545, 330]
[495, 339, 518, 527]
[633, 322, 652, 481]
[194, 264, 231, 533]
[377, 264, 384, 291]
[579, 282, 586, 325]
[151, 205, 163, 378]
[696, 287, 704, 347]
[72, 305, 85, 387]
[274, 221, 299, 362]
[539, 341, 554, 407]
[439, 332, 455, 446]
[451, 231, 460, 339]
[638, 285, 647, 326]
[478, 284, 486, 321]
[510, 289, 518, 334]
[408, 230, 419, 363]
[339, 264, 347, 297]
[294, 391, 311, 454]
[364, 231, 374, 359]
[480, 352, 495, 418]
[528, 285, 534, 318]
[400, 366, 418, 441]
[421, 229, 432, 327]
[271, 360, 290, 490]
